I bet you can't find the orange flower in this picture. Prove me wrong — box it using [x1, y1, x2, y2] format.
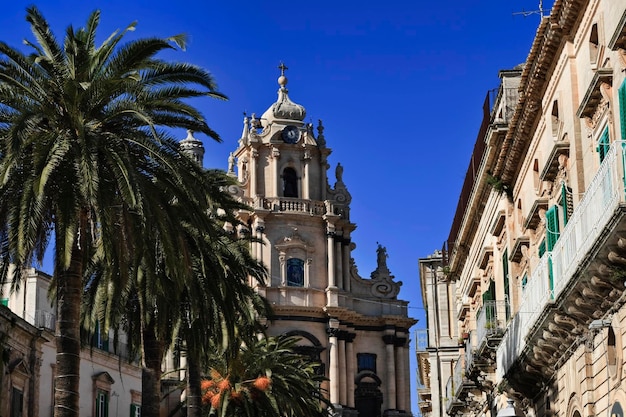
[253, 376, 271, 391]
[201, 379, 214, 391]
[218, 378, 231, 392]
[211, 392, 221, 409]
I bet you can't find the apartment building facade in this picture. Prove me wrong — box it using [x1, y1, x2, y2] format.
[423, 1, 626, 416]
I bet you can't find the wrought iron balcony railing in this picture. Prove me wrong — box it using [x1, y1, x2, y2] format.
[496, 141, 625, 380]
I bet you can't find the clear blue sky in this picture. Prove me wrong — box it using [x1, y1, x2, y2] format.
[0, 0, 552, 412]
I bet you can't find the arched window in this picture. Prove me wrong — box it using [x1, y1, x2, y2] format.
[287, 258, 304, 287]
[608, 326, 617, 375]
[283, 168, 298, 198]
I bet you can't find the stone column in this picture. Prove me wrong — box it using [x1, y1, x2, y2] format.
[255, 224, 265, 273]
[395, 336, 408, 411]
[271, 146, 280, 197]
[303, 150, 311, 199]
[383, 333, 397, 410]
[279, 252, 287, 287]
[335, 238, 343, 290]
[326, 228, 336, 288]
[346, 333, 356, 408]
[343, 239, 351, 292]
[338, 331, 347, 405]
[250, 149, 258, 197]
[328, 320, 340, 405]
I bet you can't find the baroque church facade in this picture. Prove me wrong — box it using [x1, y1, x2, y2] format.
[217, 68, 416, 417]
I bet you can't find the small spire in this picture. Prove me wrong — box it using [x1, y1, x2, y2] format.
[241, 116, 250, 144]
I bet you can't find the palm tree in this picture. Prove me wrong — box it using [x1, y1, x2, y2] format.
[0, 7, 226, 417]
[82, 169, 271, 417]
[201, 334, 330, 417]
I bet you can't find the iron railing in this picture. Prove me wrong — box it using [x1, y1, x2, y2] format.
[497, 141, 625, 380]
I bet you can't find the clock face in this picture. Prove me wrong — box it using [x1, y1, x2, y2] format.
[282, 126, 299, 143]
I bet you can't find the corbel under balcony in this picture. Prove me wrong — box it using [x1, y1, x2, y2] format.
[576, 68, 613, 120]
[523, 198, 548, 230]
[608, 8, 626, 50]
[458, 301, 470, 322]
[539, 141, 569, 182]
[478, 246, 494, 270]
[490, 211, 506, 236]
[509, 236, 530, 263]
[468, 276, 481, 298]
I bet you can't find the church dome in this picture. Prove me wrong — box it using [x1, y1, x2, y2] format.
[261, 67, 306, 124]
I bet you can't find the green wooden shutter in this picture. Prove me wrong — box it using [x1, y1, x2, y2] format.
[482, 280, 496, 321]
[598, 126, 610, 163]
[545, 205, 560, 251]
[130, 404, 141, 417]
[0, 298, 8, 307]
[560, 182, 570, 226]
[538, 239, 546, 258]
[618, 80, 626, 140]
[96, 391, 109, 417]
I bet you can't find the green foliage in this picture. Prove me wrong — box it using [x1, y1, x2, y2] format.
[0, 6, 228, 417]
[201, 335, 330, 417]
[486, 172, 512, 199]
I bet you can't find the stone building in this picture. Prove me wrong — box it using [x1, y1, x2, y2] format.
[0, 302, 49, 417]
[222, 67, 417, 417]
[422, 1, 626, 417]
[1, 268, 143, 417]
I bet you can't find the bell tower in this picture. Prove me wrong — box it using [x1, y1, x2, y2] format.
[228, 66, 415, 417]
[231, 64, 354, 299]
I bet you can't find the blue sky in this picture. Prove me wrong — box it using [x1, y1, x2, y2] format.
[0, 0, 552, 411]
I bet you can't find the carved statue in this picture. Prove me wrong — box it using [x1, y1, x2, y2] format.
[376, 243, 388, 270]
[335, 162, 344, 183]
[228, 152, 235, 174]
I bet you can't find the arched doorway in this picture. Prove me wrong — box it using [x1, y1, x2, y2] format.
[355, 372, 382, 417]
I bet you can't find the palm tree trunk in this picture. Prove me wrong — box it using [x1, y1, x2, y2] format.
[53, 238, 84, 417]
[141, 316, 164, 417]
[186, 353, 202, 417]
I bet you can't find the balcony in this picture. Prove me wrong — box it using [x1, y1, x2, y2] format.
[415, 329, 428, 352]
[445, 359, 465, 414]
[34, 309, 56, 331]
[262, 197, 327, 215]
[496, 141, 626, 395]
[261, 286, 409, 317]
[445, 355, 476, 414]
[475, 300, 508, 355]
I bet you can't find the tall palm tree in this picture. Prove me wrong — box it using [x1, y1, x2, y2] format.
[83, 169, 271, 417]
[0, 7, 226, 417]
[201, 334, 330, 417]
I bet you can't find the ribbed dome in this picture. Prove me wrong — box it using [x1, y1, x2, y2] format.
[261, 72, 306, 123]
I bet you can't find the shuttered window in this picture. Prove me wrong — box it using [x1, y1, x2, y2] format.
[545, 205, 560, 251]
[96, 390, 109, 417]
[598, 126, 610, 163]
[618, 80, 626, 140]
[130, 404, 141, 417]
